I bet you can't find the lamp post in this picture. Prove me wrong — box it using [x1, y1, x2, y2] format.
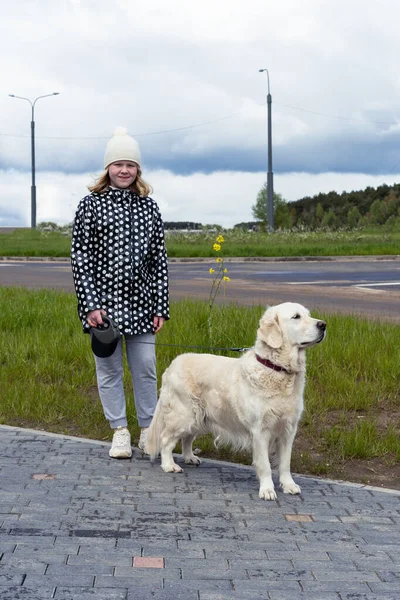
[258, 69, 274, 232]
[8, 92, 59, 228]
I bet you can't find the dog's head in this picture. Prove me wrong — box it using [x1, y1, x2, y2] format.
[257, 302, 326, 350]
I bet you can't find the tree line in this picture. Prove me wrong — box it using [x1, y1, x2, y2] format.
[163, 221, 202, 230]
[38, 182, 400, 233]
[248, 182, 400, 231]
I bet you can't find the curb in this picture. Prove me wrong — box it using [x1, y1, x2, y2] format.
[0, 255, 399, 263]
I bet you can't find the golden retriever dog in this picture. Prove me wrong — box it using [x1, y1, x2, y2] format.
[146, 302, 326, 500]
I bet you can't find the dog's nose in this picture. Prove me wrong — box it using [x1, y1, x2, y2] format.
[317, 320, 327, 331]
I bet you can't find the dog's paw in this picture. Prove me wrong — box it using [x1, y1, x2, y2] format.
[161, 463, 183, 473]
[184, 456, 201, 466]
[259, 487, 277, 501]
[281, 482, 301, 495]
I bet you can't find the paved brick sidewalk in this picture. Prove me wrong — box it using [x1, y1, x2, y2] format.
[1, 425, 400, 599]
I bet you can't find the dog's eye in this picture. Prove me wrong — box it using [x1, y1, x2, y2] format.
[292, 314, 301, 319]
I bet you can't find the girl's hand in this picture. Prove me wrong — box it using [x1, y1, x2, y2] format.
[87, 309, 106, 328]
[153, 316, 165, 334]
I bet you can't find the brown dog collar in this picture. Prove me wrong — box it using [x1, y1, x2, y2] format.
[255, 354, 289, 373]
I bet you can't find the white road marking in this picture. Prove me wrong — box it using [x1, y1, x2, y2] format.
[355, 282, 400, 287]
[288, 280, 400, 289]
[0, 262, 70, 271]
[287, 280, 351, 285]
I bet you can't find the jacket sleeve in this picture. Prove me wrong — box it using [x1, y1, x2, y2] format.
[70, 197, 102, 319]
[148, 202, 170, 319]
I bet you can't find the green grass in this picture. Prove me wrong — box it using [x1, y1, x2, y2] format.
[1, 227, 399, 257]
[1, 286, 399, 484]
[0, 229, 71, 257]
[166, 228, 400, 257]
[324, 420, 400, 462]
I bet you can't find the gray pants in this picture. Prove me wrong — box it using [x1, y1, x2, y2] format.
[94, 333, 157, 429]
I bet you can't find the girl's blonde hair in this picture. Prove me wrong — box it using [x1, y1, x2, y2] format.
[88, 166, 152, 197]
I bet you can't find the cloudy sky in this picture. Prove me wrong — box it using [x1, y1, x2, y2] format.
[1, 0, 400, 228]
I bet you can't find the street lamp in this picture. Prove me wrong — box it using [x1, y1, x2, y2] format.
[8, 92, 60, 228]
[259, 69, 274, 232]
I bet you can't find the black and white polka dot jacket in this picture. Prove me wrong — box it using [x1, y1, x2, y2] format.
[71, 187, 170, 335]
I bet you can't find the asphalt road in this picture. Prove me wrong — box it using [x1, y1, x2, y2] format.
[1, 256, 399, 321]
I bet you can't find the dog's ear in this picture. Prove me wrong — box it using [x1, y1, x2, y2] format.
[258, 313, 283, 349]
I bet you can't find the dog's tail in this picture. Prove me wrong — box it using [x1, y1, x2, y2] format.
[145, 398, 164, 461]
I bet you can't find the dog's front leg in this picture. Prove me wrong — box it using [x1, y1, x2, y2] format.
[252, 430, 276, 501]
[278, 426, 301, 495]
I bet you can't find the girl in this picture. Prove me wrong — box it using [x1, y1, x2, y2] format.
[71, 127, 169, 458]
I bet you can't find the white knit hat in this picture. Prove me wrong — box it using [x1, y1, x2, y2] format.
[104, 127, 142, 169]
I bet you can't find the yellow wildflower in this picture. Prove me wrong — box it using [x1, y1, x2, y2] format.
[208, 235, 230, 343]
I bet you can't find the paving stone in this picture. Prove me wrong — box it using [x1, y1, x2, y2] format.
[133, 556, 164, 568]
[0, 585, 55, 599]
[268, 593, 340, 600]
[338, 595, 399, 600]
[114, 565, 180, 579]
[67, 553, 133, 567]
[54, 587, 128, 599]
[46, 563, 114, 576]
[24, 573, 95, 587]
[165, 557, 228, 569]
[181, 566, 243, 580]
[268, 549, 330, 561]
[0, 542, 16, 553]
[312, 569, 381, 582]
[230, 558, 294, 571]
[245, 567, 315, 581]
[9, 548, 67, 564]
[2, 425, 400, 600]
[368, 581, 400, 593]
[94, 574, 165, 587]
[0, 574, 25, 585]
[162, 579, 233, 592]
[178, 539, 244, 551]
[375, 571, 400, 582]
[301, 580, 371, 593]
[143, 547, 204, 558]
[0, 556, 48, 574]
[200, 593, 271, 600]
[206, 547, 268, 559]
[0, 534, 56, 545]
[233, 579, 301, 591]
[127, 588, 198, 600]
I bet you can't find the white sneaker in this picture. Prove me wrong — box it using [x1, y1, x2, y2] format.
[138, 428, 149, 454]
[109, 427, 132, 459]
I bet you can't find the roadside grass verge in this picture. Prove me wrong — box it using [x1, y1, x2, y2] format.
[1, 227, 399, 257]
[1, 287, 399, 484]
[166, 229, 400, 258]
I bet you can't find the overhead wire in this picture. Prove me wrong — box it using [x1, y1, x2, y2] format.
[1, 101, 399, 140]
[0, 110, 245, 140]
[2, 100, 400, 173]
[274, 102, 397, 126]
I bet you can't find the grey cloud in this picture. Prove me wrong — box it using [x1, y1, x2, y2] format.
[2, 0, 400, 182]
[5, 126, 400, 178]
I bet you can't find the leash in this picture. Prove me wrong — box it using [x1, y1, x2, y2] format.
[94, 316, 252, 353]
[130, 340, 253, 353]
